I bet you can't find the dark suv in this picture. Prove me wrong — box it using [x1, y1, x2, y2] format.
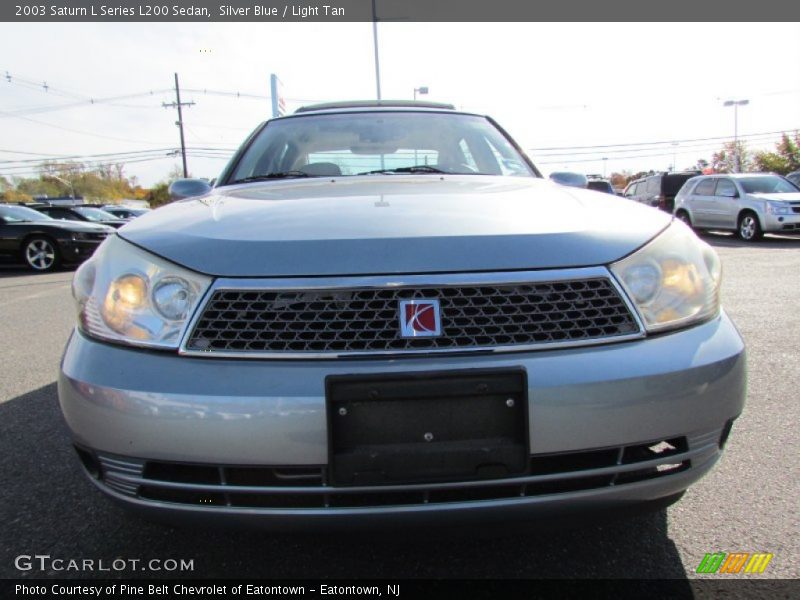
[623, 172, 701, 213]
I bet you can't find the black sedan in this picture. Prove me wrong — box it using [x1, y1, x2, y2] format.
[101, 205, 151, 220]
[0, 205, 114, 272]
[33, 204, 126, 229]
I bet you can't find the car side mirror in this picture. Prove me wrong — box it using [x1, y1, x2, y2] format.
[169, 178, 212, 202]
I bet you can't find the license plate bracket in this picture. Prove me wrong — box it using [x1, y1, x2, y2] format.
[326, 368, 529, 486]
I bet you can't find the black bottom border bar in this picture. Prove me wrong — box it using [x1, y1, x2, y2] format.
[4, 579, 799, 600]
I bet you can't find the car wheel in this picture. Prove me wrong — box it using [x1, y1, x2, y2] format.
[675, 210, 693, 229]
[23, 237, 61, 272]
[737, 212, 763, 242]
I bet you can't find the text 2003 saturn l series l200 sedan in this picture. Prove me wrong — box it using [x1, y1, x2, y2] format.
[59, 101, 746, 530]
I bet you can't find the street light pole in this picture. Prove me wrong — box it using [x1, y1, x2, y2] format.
[671, 141, 679, 172]
[723, 99, 749, 173]
[371, 0, 381, 100]
[413, 86, 428, 101]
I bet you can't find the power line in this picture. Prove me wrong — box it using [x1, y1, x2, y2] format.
[2, 70, 172, 116]
[0, 146, 236, 165]
[528, 128, 799, 152]
[530, 132, 791, 160]
[0, 147, 178, 165]
[531, 133, 786, 157]
[0, 109, 174, 145]
[0, 154, 179, 178]
[536, 142, 780, 166]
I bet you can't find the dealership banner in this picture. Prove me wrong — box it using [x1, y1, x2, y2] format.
[2, 0, 796, 22]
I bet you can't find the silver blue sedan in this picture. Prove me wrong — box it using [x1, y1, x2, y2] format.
[59, 102, 745, 529]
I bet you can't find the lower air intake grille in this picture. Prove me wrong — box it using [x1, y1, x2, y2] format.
[87, 435, 697, 510]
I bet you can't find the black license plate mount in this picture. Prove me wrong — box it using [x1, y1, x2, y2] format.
[326, 368, 529, 487]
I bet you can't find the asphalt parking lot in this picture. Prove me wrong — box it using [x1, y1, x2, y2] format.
[1, 232, 798, 581]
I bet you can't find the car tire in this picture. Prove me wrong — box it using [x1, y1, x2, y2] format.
[22, 236, 61, 272]
[675, 210, 694, 229]
[737, 211, 763, 242]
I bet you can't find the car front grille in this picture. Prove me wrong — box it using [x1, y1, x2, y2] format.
[81, 434, 713, 511]
[184, 277, 640, 357]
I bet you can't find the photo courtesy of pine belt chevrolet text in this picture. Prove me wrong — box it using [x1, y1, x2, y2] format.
[58, 101, 746, 529]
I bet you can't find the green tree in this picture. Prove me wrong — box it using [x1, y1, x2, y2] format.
[752, 132, 800, 174]
[147, 165, 186, 208]
[711, 141, 752, 173]
[147, 182, 171, 207]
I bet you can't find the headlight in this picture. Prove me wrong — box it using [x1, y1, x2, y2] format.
[610, 221, 721, 333]
[767, 201, 791, 215]
[72, 235, 211, 349]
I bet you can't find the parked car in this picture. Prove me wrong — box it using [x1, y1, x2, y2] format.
[674, 173, 800, 241]
[586, 177, 615, 194]
[0, 204, 113, 272]
[59, 101, 745, 530]
[785, 170, 800, 188]
[101, 206, 151, 220]
[623, 171, 701, 212]
[548, 171, 588, 188]
[33, 204, 126, 229]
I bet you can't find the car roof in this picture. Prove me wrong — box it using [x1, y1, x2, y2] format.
[693, 172, 781, 179]
[295, 100, 457, 114]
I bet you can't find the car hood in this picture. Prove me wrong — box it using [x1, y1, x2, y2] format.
[120, 176, 671, 277]
[750, 192, 800, 202]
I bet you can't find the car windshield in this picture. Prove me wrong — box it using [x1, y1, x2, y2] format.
[738, 176, 798, 194]
[0, 205, 53, 222]
[73, 207, 121, 221]
[225, 111, 535, 184]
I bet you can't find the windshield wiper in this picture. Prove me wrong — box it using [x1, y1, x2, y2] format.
[230, 171, 311, 184]
[357, 165, 446, 175]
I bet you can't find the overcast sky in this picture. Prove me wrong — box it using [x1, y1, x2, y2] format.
[1, 22, 799, 186]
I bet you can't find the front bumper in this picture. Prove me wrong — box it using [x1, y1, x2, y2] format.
[59, 239, 104, 263]
[59, 311, 746, 527]
[764, 212, 800, 233]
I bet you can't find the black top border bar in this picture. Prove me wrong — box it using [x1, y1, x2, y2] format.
[3, 0, 799, 22]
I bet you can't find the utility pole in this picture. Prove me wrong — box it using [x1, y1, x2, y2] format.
[162, 73, 194, 178]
